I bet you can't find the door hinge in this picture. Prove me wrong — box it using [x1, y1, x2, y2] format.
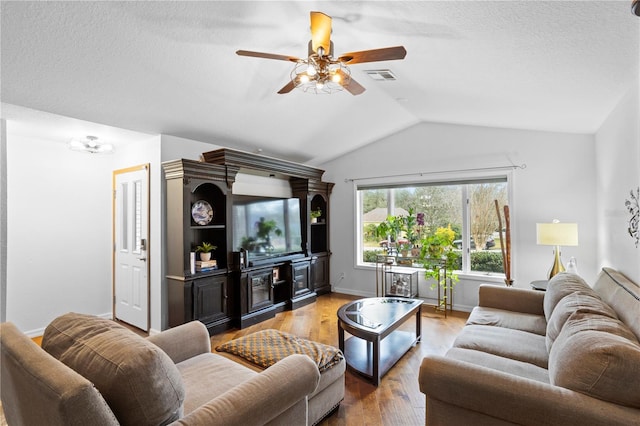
[113, 189, 117, 199]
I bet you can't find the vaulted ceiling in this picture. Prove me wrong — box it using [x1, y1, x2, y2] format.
[2, 1, 638, 165]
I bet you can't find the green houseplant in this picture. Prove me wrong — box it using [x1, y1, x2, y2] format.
[419, 226, 459, 310]
[310, 209, 322, 223]
[195, 242, 217, 261]
[375, 214, 403, 254]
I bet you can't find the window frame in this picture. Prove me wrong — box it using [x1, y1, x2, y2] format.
[353, 169, 514, 280]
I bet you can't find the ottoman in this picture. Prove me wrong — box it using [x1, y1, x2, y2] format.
[216, 329, 345, 425]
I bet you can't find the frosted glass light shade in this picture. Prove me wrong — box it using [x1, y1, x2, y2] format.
[536, 222, 578, 246]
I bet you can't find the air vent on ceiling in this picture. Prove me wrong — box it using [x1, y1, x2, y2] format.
[364, 69, 397, 81]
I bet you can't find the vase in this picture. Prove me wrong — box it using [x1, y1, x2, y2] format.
[200, 252, 211, 262]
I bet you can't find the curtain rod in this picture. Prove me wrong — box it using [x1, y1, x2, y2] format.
[344, 163, 526, 183]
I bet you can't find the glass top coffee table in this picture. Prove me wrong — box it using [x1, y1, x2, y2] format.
[337, 297, 422, 386]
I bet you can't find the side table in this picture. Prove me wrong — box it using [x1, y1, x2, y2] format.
[530, 280, 548, 291]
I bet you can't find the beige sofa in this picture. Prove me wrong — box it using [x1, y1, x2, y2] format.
[419, 267, 640, 425]
[1, 313, 322, 426]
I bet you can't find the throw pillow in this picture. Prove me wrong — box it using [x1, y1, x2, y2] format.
[549, 312, 640, 408]
[42, 313, 185, 426]
[546, 292, 618, 351]
[216, 329, 343, 372]
[543, 273, 597, 320]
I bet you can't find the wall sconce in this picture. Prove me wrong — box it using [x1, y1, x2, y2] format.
[536, 220, 579, 279]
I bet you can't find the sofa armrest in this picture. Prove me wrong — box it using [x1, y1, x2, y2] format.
[147, 321, 211, 364]
[171, 354, 321, 426]
[419, 355, 638, 426]
[478, 284, 545, 315]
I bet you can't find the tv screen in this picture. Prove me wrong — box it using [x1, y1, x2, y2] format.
[232, 196, 303, 259]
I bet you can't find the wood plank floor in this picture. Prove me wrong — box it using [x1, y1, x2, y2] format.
[210, 293, 469, 426]
[0, 293, 467, 426]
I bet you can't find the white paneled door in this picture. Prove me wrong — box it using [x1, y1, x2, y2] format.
[113, 164, 149, 331]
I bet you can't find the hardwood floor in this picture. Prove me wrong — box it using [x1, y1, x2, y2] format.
[0, 293, 467, 426]
[210, 293, 468, 426]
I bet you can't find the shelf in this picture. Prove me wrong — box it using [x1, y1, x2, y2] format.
[343, 330, 418, 379]
[190, 224, 226, 230]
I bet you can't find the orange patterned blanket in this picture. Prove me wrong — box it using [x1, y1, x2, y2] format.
[216, 329, 343, 372]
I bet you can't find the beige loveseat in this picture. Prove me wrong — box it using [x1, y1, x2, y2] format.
[1, 314, 322, 426]
[419, 267, 640, 425]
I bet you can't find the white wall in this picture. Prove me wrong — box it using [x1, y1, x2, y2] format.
[320, 122, 597, 310]
[6, 134, 117, 334]
[1, 119, 7, 323]
[595, 82, 640, 283]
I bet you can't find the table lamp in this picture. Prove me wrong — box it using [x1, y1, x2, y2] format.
[536, 220, 578, 279]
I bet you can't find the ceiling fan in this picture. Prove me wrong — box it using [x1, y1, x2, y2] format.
[236, 11, 406, 95]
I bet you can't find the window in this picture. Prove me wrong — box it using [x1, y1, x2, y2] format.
[357, 176, 509, 276]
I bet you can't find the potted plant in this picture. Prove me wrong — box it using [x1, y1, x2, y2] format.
[419, 226, 459, 310]
[195, 242, 217, 261]
[310, 209, 322, 223]
[375, 214, 403, 254]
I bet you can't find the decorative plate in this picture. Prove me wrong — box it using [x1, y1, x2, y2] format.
[191, 200, 214, 225]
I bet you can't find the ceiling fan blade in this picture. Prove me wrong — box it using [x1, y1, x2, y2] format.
[338, 46, 407, 65]
[336, 70, 366, 96]
[236, 50, 300, 62]
[277, 80, 296, 94]
[310, 11, 332, 55]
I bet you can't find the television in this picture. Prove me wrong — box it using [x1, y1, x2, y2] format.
[232, 196, 303, 262]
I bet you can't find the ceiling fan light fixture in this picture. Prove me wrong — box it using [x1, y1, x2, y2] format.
[291, 59, 350, 95]
[68, 135, 114, 154]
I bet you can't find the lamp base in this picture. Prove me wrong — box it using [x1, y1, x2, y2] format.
[547, 246, 565, 279]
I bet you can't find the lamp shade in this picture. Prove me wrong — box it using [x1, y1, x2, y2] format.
[536, 222, 578, 246]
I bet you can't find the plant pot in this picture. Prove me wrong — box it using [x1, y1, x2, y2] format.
[311, 218, 318, 224]
[199, 252, 211, 262]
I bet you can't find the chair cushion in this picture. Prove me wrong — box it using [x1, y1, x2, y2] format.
[546, 291, 618, 351]
[42, 313, 185, 426]
[543, 272, 598, 320]
[549, 312, 640, 408]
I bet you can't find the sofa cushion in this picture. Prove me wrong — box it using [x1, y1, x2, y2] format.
[543, 272, 598, 320]
[546, 291, 618, 351]
[446, 347, 550, 384]
[176, 352, 258, 414]
[466, 306, 546, 336]
[452, 324, 548, 368]
[549, 312, 640, 408]
[42, 313, 185, 426]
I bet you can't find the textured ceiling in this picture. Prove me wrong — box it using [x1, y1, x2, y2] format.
[2, 1, 638, 165]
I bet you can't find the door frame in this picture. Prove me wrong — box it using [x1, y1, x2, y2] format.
[112, 163, 151, 331]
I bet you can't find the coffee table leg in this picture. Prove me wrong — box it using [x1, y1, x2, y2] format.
[338, 322, 345, 353]
[373, 336, 380, 386]
[416, 305, 422, 342]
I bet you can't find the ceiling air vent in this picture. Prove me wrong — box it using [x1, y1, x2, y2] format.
[364, 69, 397, 81]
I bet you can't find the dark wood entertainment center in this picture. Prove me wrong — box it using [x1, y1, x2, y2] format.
[163, 148, 334, 334]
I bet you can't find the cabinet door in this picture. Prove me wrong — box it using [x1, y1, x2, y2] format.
[311, 255, 329, 293]
[291, 262, 311, 298]
[248, 270, 274, 312]
[193, 276, 228, 324]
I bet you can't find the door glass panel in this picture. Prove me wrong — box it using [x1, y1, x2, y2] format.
[120, 182, 128, 251]
[134, 179, 142, 254]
